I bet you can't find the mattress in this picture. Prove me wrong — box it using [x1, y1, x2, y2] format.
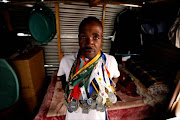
[34, 72, 153, 120]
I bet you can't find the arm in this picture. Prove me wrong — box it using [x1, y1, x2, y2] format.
[57, 56, 67, 91]
[109, 56, 120, 91]
[57, 75, 66, 91]
[112, 77, 119, 85]
[111, 77, 119, 92]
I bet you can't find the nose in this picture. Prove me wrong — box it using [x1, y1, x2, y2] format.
[85, 37, 93, 45]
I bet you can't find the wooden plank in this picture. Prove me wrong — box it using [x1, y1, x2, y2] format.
[101, 4, 106, 50]
[102, 4, 106, 29]
[55, 3, 63, 61]
[89, 0, 102, 6]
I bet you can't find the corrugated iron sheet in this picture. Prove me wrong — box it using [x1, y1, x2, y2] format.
[31, 3, 125, 76]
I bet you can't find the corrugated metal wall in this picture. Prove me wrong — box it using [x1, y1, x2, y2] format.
[103, 4, 126, 53]
[10, 3, 126, 76]
[34, 3, 126, 76]
[59, 3, 103, 55]
[45, 3, 124, 75]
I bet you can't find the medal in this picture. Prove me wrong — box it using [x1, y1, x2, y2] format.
[82, 102, 89, 114]
[90, 100, 96, 109]
[79, 100, 86, 104]
[67, 102, 73, 113]
[91, 92, 98, 100]
[67, 98, 79, 112]
[96, 95, 103, 105]
[74, 106, 80, 113]
[87, 98, 93, 105]
[105, 98, 112, 107]
[108, 92, 117, 104]
[96, 104, 106, 112]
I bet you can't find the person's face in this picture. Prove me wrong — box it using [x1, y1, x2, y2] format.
[79, 21, 103, 59]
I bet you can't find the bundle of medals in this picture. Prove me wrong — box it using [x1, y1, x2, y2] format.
[64, 51, 117, 114]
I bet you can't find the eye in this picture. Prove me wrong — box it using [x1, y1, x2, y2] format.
[93, 36, 99, 40]
[80, 35, 86, 39]
[80, 36, 86, 39]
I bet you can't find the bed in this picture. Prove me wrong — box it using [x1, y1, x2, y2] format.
[34, 71, 154, 120]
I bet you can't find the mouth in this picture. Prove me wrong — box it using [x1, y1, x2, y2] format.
[84, 47, 94, 52]
[82, 47, 95, 55]
[81, 47, 96, 59]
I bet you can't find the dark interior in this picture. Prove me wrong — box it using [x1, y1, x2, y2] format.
[0, 0, 179, 120]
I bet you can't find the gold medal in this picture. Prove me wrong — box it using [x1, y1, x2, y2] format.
[91, 92, 98, 100]
[105, 98, 112, 107]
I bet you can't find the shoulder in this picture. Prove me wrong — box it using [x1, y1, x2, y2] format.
[61, 53, 77, 63]
[103, 53, 117, 62]
[58, 53, 77, 77]
[103, 53, 120, 78]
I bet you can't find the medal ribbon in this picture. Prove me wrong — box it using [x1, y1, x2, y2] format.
[70, 51, 101, 86]
[67, 51, 102, 101]
[89, 53, 115, 96]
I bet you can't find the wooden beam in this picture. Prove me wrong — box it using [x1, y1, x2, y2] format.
[101, 4, 106, 50]
[55, 3, 63, 61]
[7, 0, 176, 6]
[89, 0, 101, 7]
[7, 1, 88, 5]
[102, 4, 106, 29]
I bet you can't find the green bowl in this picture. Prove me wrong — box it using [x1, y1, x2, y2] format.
[29, 4, 56, 43]
[0, 59, 19, 110]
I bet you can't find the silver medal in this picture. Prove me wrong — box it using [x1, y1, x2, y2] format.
[90, 100, 96, 109]
[96, 95, 103, 105]
[108, 92, 117, 103]
[82, 102, 89, 114]
[67, 98, 79, 112]
[67, 102, 73, 113]
[96, 104, 106, 112]
[74, 105, 80, 113]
